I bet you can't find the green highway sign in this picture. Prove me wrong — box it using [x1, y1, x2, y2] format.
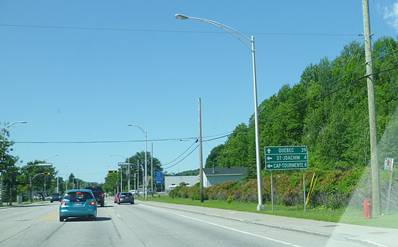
[265, 146, 308, 170]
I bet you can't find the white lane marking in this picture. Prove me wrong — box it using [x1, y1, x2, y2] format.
[116, 214, 121, 219]
[358, 239, 389, 247]
[140, 204, 303, 247]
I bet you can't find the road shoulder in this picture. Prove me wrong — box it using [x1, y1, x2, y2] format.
[138, 200, 396, 247]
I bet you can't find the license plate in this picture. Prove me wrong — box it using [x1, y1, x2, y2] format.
[73, 202, 84, 207]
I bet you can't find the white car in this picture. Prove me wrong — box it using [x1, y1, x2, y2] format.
[168, 184, 178, 190]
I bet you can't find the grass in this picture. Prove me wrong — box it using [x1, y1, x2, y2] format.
[146, 195, 398, 229]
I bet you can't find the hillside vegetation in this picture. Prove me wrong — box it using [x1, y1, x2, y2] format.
[176, 38, 398, 208]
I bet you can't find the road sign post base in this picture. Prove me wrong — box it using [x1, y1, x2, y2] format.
[256, 204, 264, 211]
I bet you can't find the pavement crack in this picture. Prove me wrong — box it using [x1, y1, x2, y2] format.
[39, 222, 65, 246]
[111, 218, 122, 239]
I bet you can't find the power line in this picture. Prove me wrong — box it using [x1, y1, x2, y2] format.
[12, 138, 193, 144]
[203, 133, 232, 142]
[0, 23, 360, 37]
[163, 145, 199, 170]
[11, 132, 231, 144]
[162, 133, 231, 170]
[164, 140, 198, 165]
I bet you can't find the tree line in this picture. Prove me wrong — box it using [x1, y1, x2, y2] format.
[0, 128, 94, 203]
[199, 37, 398, 208]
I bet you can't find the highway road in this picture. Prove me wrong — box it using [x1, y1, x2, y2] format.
[0, 199, 367, 247]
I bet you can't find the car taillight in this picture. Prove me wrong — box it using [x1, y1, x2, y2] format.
[89, 201, 96, 206]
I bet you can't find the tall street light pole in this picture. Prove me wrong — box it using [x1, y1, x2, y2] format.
[176, 14, 263, 210]
[361, 0, 380, 217]
[151, 142, 154, 195]
[198, 98, 204, 203]
[128, 124, 148, 200]
[4, 121, 28, 130]
[29, 172, 46, 202]
[43, 155, 59, 194]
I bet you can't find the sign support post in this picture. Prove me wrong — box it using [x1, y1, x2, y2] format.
[265, 146, 308, 213]
[385, 157, 394, 214]
[270, 171, 274, 213]
[303, 173, 306, 213]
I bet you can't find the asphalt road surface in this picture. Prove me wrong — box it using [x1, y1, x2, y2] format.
[0, 199, 366, 247]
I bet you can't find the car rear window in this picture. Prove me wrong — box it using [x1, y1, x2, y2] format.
[63, 191, 93, 202]
[120, 192, 132, 196]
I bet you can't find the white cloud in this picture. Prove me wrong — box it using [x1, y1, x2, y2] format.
[384, 2, 398, 30]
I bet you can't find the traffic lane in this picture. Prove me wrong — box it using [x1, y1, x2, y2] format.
[113, 202, 275, 247]
[0, 202, 53, 222]
[36, 204, 150, 247]
[0, 201, 367, 247]
[0, 203, 118, 247]
[116, 202, 365, 247]
[0, 203, 59, 247]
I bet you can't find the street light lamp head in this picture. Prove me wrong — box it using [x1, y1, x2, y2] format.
[175, 14, 189, 20]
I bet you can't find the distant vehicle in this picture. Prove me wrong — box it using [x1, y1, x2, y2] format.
[50, 193, 61, 202]
[114, 192, 120, 203]
[168, 184, 178, 190]
[85, 186, 105, 207]
[117, 192, 134, 204]
[33, 194, 42, 200]
[59, 189, 97, 222]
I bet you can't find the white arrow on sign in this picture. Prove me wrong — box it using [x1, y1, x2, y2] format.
[266, 157, 272, 160]
[267, 148, 271, 153]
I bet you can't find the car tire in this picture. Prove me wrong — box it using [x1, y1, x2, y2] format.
[101, 203, 104, 207]
[59, 216, 65, 222]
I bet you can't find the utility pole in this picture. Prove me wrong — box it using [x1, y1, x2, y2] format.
[0, 172, 3, 206]
[44, 176, 46, 196]
[141, 164, 144, 195]
[127, 163, 131, 192]
[151, 142, 154, 194]
[134, 173, 137, 191]
[198, 97, 204, 203]
[56, 177, 59, 194]
[119, 167, 123, 192]
[144, 132, 148, 200]
[137, 161, 139, 192]
[362, 0, 380, 217]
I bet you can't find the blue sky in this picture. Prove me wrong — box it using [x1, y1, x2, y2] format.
[1, 0, 398, 182]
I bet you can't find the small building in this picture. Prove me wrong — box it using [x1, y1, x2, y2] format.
[203, 167, 247, 188]
[165, 176, 199, 191]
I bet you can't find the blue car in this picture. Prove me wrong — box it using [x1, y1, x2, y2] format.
[59, 189, 97, 222]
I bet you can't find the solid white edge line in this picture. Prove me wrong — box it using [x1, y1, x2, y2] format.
[139, 204, 303, 247]
[360, 239, 389, 247]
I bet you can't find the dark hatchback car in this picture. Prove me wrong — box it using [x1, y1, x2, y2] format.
[50, 193, 61, 202]
[85, 186, 105, 207]
[117, 192, 134, 204]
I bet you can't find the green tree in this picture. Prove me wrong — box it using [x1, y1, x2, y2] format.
[0, 127, 19, 204]
[103, 171, 118, 194]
